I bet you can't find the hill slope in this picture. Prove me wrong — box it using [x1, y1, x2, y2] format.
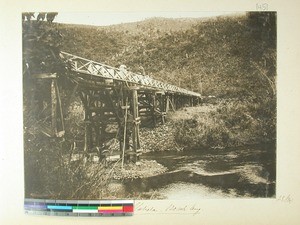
[58, 13, 276, 98]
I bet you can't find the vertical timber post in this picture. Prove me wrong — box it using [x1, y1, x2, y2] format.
[79, 91, 91, 153]
[173, 95, 177, 110]
[84, 112, 90, 152]
[152, 92, 157, 127]
[161, 92, 166, 124]
[54, 79, 65, 137]
[131, 87, 140, 162]
[166, 95, 170, 113]
[51, 79, 57, 136]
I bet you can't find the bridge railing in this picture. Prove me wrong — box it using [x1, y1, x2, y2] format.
[60, 51, 201, 97]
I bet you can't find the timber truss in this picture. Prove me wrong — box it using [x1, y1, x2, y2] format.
[60, 51, 201, 97]
[32, 52, 201, 163]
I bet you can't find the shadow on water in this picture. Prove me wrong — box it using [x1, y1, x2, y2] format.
[122, 143, 276, 199]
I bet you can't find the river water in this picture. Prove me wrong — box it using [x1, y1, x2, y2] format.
[118, 144, 276, 199]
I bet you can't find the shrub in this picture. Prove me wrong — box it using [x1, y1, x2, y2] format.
[173, 98, 276, 150]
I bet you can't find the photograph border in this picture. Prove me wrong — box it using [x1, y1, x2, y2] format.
[1, 0, 300, 224]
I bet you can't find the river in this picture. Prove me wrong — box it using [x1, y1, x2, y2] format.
[112, 144, 276, 199]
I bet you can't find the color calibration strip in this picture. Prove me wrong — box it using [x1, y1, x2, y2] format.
[24, 199, 134, 216]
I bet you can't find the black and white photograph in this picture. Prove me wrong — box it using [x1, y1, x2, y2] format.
[22, 11, 277, 200]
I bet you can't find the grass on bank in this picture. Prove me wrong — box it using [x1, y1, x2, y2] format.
[172, 98, 276, 150]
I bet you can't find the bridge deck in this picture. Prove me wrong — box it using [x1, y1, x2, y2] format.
[60, 51, 201, 97]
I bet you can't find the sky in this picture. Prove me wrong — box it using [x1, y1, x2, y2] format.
[52, 11, 243, 26]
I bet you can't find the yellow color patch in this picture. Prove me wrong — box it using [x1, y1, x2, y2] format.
[98, 206, 123, 210]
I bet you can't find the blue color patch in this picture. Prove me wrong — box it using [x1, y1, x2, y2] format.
[47, 205, 73, 211]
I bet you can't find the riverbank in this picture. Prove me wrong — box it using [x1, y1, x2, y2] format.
[102, 143, 276, 199]
[112, 159, 168, 180]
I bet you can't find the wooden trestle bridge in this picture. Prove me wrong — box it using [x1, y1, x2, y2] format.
[34, 51, 201, 163]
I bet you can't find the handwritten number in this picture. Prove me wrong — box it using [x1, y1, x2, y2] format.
[256, 3, 269, 11]
[277, 195, 293, 203]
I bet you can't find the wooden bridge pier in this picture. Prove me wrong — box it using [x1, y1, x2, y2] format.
[137, 90, 172, 127]
[74, 83, 143, 163]
[136, 90, 156, 126]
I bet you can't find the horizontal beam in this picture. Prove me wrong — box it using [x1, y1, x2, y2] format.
[60, 51, 201, 98]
